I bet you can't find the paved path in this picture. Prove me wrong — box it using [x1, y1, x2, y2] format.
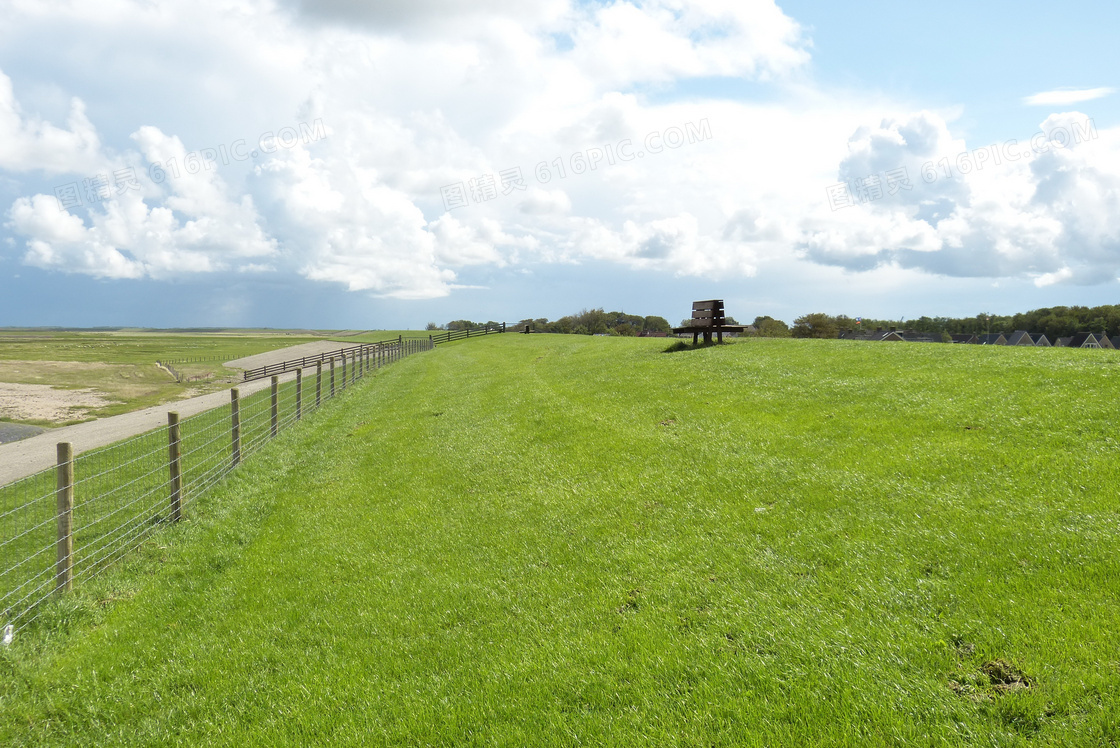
[0, 341, 333, 486]
[225, 341, 356, 372]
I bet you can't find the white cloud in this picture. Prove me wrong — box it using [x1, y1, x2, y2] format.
[0, 69, 103, 174]
[799, 110, 1120, 286]
[1023, 87, 1115, 106]
[568, 0, 808, 88]
[5, 120, 278, 279]
[519, 188, 571, 215]
[2, 0, 1119, 307]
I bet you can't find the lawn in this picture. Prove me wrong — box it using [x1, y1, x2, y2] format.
[1, 334, 1118, 745]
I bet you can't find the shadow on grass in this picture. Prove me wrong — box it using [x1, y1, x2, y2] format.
[662, 340, 737, 353]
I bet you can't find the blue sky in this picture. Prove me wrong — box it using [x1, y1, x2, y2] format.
[1, 0, 1117, 329]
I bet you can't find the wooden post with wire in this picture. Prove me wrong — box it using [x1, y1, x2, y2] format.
[55, 442, 74, 593]
[316, 362, 322, 407]
[230, 388, 241, 466]
[296, 368, 303, 420]
[168, 412, 182, 522]
[270, 376, 279, 437]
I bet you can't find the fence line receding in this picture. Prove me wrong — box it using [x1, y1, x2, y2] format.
[0, 337, 433, 638]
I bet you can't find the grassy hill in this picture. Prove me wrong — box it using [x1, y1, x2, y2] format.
[2, 334, 1119, 745]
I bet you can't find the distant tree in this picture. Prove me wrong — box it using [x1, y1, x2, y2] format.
[643, 315, 672, 334]
[792, 313, 839, 339]
[752, 316, 790, 337]
[425, 322, 441, 331]
[446, 320, 474, 331]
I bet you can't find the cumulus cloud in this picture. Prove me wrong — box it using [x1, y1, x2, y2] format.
[6, 120, 277, 279]
[2, 0, 1119, 305]
[0, 70, 102, 174]
[800, 109, 1120, 286]
[567, 0, 809, 87]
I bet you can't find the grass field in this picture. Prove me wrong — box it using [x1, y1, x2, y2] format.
[0, 329, 416, 426]
[2, 334, 1119, 745]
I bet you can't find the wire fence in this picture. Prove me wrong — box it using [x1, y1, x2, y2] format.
[241, 338, 399, 382]
[1, 337, 432, 639]
[429, 324, 506, 345]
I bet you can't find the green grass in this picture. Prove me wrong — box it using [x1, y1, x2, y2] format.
[2, 335, 1119, 745]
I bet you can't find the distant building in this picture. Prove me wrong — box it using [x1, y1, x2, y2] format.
[1055, 336, 1073, 347]
[1029, 333, 1051, 347]
[838, 328, 900, 341]
[950, 333, 979, 344]
[904, 330, 946, 343]
[1066, 332, 1103, 349]
[1006, 330, 1034, 346]
[977, 333, 1008, 345]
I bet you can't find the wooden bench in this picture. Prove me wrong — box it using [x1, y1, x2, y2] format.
[672, 299, 746, 344]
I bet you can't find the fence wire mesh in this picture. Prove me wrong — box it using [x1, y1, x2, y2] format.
[0, 467, 57, 633]
[0, 338, 432, 635]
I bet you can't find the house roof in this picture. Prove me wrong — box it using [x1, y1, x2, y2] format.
[838, 329, 898, 341]
[1056, 336, 1073, 347]
[1006, 330, 1033, 346]
[977, 333, 1008, 345]
[1029, 333, 1051, 346]
[897, 330, 943, 343]
[950, 333, 978, 344]
[1067, 332, 1101, 348]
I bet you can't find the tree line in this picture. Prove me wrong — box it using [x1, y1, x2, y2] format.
[429, 303, 1120, 340]
[429, 310, 673, 337]
[786, 305, 1120, 339]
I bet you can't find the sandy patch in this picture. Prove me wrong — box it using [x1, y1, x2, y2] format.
[0, 383, 118, 423]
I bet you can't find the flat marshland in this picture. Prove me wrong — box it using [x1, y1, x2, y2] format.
[2, 335, 1118, 745]
[0, 329, 374, 426]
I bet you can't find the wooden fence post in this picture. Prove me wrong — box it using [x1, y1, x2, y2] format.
[351, 351, 357, 385]
[296, 368, 303, 420]
[340, 354, 347, 390]
[316, 362, 322, 407]
[271, 376, 279, 437]
[330, 358, 336, 397]
[231, 388, 241, 466]
[168, 412, 182, 522]
[55, 442, 74, 594]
